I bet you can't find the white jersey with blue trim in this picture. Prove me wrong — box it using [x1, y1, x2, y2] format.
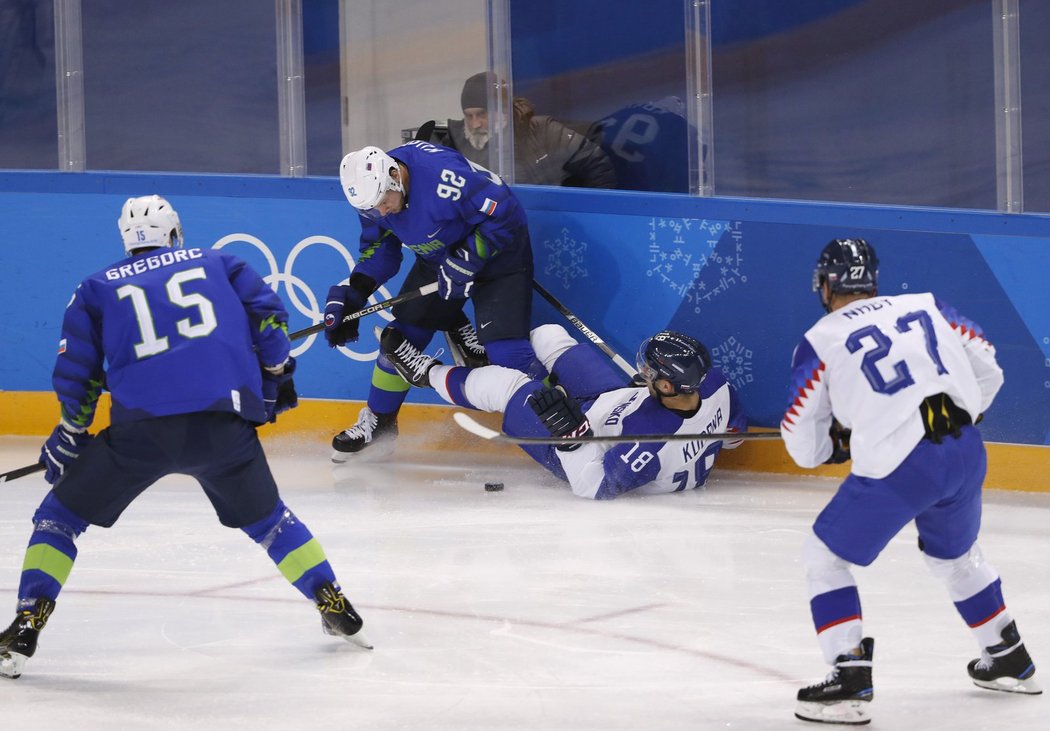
[780, 292, 1003, 478]
[556, 368, 746, 499]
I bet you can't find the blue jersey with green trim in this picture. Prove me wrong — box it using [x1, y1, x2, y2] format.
[352, 140, 531, 285]
[52, 247, 289, 427]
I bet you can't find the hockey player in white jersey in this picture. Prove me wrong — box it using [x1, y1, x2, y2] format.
[379, 322, 747, 499]
[781, 238, 1040, 725]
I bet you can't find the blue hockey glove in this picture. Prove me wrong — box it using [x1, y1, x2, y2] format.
[40, 424, 93, 484]
[528, 385, 592, 452]
[437, 246, 484, 300]
[262, 357, 298, 423]
[323, 284, 366, 347]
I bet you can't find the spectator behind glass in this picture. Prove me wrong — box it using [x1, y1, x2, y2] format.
[427, 71, 617, 190]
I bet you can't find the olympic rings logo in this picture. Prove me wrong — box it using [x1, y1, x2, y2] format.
[211, 233, 395, 362]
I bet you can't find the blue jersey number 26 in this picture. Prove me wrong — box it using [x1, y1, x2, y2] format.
[845, 309, 949, 395]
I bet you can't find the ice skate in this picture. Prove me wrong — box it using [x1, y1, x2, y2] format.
[795, 638, 874, 725]
[445, 322, 488, 368]
[968, 621, 1041, 694]
[0, 598, 55, 680]
[379, 326, 443, 388]
[331, 406, 398, 462]
[315, 581, 372, 650]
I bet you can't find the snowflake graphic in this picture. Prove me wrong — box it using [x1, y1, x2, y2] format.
[710, 335, 754, 390]
[543, 227, 589, 288]
[646, 218, 746, 312]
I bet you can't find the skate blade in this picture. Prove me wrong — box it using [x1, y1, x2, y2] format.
[0, 651, 28, 680]
[972, 676, 1043, 695]
[343, 629, 373, 650]
[330, 439, 397, 465]
[795, 699, 871, 725]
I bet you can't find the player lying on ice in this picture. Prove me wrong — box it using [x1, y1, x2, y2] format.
[376, 321, 748, 499]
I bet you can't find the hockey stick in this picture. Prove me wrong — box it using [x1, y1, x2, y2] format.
[453, 411, 782, 446]
[531, 280, 635, 376]
[288, 282, 439, 342]
[0, 462, 45, 484]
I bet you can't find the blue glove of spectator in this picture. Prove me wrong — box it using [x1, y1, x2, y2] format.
[40, 424, 93, 484]
[262, 357, 298, 423]
[324, 285, 367, 347]
[438, 246, 484, 300]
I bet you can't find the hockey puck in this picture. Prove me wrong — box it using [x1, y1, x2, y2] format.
[484, 482, 504, 492]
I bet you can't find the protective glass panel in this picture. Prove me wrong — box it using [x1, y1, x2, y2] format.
[1019, 0, 1050, 213]
[710, 1, 998, 209]
[304, 0, 340, 176]
[509, 0, 689, 193]
[339, 1, 497, 173]
[0, 0, 58, 169]
[80, 1, 278, 173]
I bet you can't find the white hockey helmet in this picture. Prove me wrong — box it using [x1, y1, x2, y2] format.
[118, 195, 183, 253]
[339, 146, 403, 219]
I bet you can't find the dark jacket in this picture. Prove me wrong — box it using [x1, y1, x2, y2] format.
[430, 99, 617, 189]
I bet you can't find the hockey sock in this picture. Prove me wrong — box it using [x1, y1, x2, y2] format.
[485, 338, 549, 381]
[368, 322, 436, 414]
[803, 533, 864, 663]
[242, 501, 336, 600]
[955, 578, 1012, 647]
[923, 544, 1009, 648]
[17, 493, 89, 610]
[810, 586, 864, 663]
[430, 365, 472, 407]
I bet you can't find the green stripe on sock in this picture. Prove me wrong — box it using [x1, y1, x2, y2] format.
[276, 539, 327, 584]
[372, 367, 410, 393]
[22, 543, 75, 586]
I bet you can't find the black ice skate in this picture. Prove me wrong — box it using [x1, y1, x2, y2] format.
[445, 322, 488, 368]
[315, 581, 372, 650]
[968, 621, 1041, 694]
[331, 406, 398, 462]
[379, 325, 443, 389]
[795, 638, 874, 725]
[0, 598, 55, 679]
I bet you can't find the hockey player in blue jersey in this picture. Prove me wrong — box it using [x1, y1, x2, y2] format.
[0, 196, 370, 680]
[782, 239, 1040, 724]
[324, 141, 546, 460]
[377, 322, 746, 499]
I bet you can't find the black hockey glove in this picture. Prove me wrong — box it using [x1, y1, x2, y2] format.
[824, 420, 852, 464]
[528, 386, 592, 452]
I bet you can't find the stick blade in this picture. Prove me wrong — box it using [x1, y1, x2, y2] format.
[452, 412, 502, 441]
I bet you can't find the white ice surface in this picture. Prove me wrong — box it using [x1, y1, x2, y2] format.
[1, 435, 1046, 730]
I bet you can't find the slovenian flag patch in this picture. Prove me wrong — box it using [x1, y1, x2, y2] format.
[57, 338, 67, 354]
[480, 198, 498, 216]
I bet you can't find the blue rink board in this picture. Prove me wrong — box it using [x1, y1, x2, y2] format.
[1, 171, 1048, 444]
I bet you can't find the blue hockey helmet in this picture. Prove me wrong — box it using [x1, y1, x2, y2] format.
[813, 238, 878, 311]
[635, 330, 711, 395]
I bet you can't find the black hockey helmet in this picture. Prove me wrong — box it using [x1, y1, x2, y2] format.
[635, 330, 711, 395]
[813, 238, 879, 311]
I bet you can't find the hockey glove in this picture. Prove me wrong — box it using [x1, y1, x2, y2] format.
[824, 420, 852, 464]
[437, 246, 484, 300]
[262, 357, 298, 423]
[40, 424, 93, 485]
[324, 273, 376, 347]
[528, 385, 592, 452]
